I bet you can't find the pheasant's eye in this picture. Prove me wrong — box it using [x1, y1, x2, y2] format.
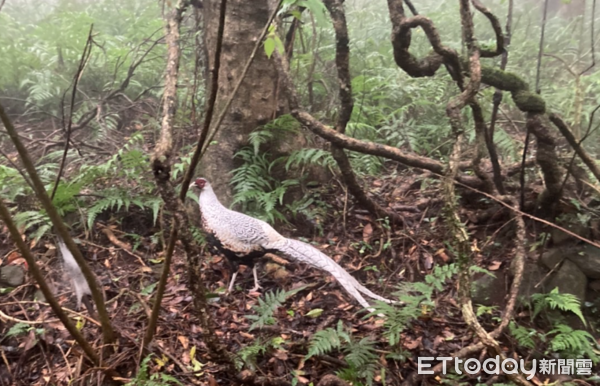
[195, 178, 206, 188]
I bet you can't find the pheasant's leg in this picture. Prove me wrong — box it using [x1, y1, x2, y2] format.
[249, 265, 262, 292]
[227, 271, 239, 294]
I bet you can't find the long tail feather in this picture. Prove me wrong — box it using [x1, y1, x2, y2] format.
[275, 238, 393, 310]
[57, 238, 91, 309]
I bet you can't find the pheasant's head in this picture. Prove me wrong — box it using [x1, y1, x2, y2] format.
[190, 177, 208, 190]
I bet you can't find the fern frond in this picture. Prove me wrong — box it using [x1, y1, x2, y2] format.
[246, 286, 306, 330]
[532, 288, 586, 325]
[306, 324, 344, 359]
[508, 321, 537, 350]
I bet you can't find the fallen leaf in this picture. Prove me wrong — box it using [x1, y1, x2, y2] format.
[239, 331, 255, 340]
[403, 336, 422, 350]
[434, 248, 451, 263]
[488, 261, 502, 271]
[305, 309, 323, 318]
[23, 330, 37, 351]
[178, 335, 189, 349]
[208, 375, 218, 386]
[6, 250, 21, 264]
[422, 253, 433, 270]
[362, 223, 373, 243]
[273, 350, 288, 360]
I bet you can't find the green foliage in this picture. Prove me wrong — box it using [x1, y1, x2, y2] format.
[370, 264, 458, 346]
[0, 0, 165, 115]
[281, 0, 328, 26]
[546, 324, 599, 362]
[264, 25, 285, 59]
[13, 210, 52, 244]
[510, 288, 600, 364]
[87, 189, 161, 229]
[306, 320, 378, 386]
[6, 322, 30, 338]
[2, 133, 159, 243]
[508, 321, 537, 350]
[232, 115, 331, 223]
[125, 356, 182, 386]
[246, 286, 306, 330]
[532, 288, 586, 325]
[427, 264, 459, 291]
[0, 165, 31, 203]
[237, 339, 268, 371]
[306, 321, 350, 358]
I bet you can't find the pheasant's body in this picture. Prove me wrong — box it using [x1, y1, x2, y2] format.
[193, 178, 393, 310]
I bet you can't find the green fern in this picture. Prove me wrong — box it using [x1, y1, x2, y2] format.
[87, 190, 162, 229]
[231, 148, 297, 223]
[232, 115, 335, 223]
[125, 355, 182, 386]
[13, 210, 52, 243]
[426, 263, 459, 292]
[236, 339, 268, 371]
[547, 324, 599, 363]
[246, 286, 306, 330]
[285, 148, 335, 171]
[0, 165, 31, 202]
[306, 320, 349, 358]
[369, 264, 458, 346]
[306, 320, 378, 386]
[508, 321, 537, 350]
[532, 288, 586, 325]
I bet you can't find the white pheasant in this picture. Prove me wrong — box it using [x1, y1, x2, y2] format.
[190, 177, 394, 310]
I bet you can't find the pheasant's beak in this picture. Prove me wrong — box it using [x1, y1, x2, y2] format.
[189, 182, 197, 189]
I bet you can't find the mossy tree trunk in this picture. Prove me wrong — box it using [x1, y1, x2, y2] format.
[201, 0, 279, 205]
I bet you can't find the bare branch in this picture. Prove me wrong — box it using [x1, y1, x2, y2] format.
[549, 113, 600, 183]
[471, 0, 505, 57]
[51, 25, 94, 200]
[147, 0, 234, 366]
[323, 0, 404, 224]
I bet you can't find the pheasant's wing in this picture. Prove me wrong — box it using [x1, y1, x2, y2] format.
[207, 208, 281, 252]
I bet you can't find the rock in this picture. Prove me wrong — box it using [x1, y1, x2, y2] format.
[540, 248, 566, 270]
[471, 271, 506, 306]
[33, 289, 46, 303]
[265, 262, 289, 280]
[543, 245, 600, 280]
[589, 279, 600, 292]
[0, 265, 25, 287]
[550, 222, 589, 245]
[516, 263, 546, 299]
[569, 244, 600, 279]
[546, 260, 587, 302]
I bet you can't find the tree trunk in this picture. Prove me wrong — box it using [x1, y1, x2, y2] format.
[201, 0, 278, 205]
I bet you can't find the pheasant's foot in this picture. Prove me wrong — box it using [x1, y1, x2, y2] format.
[249, 265, 262, 292]
[226, 271, 239, 294]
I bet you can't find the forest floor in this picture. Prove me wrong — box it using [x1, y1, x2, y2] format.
[0, 168, 588, 385]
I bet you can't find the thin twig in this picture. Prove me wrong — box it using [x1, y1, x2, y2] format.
[144, 0, 191, 350]
[51, 26, 94, 200]
[535, 0, 549, 94]
[580, 0, 596, 75]
[179, 0, 229, 199]
[486, 0, 513, 195]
